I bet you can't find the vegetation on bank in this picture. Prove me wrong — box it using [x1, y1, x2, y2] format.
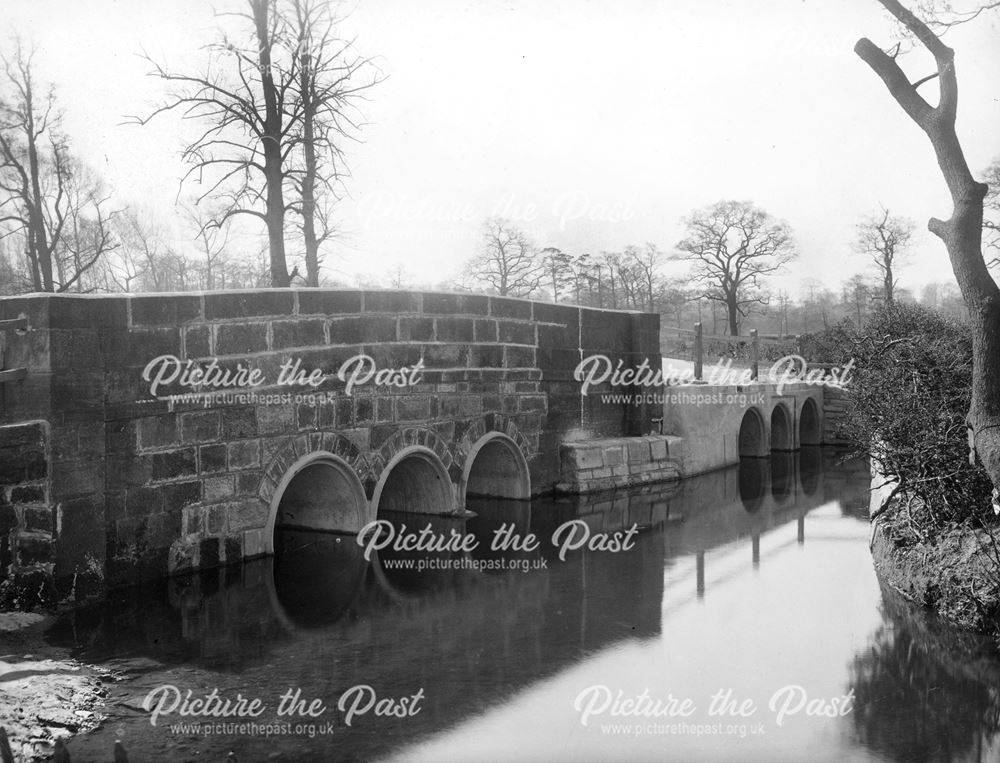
[808, 303, 1000, 633]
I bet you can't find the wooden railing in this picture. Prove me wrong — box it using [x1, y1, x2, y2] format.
[662, 323, 804, 383]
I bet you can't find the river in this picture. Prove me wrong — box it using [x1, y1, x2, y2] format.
[48, 449, 1000, 762]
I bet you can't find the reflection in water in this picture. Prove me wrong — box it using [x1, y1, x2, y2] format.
[49, 449, 1000, 762]
[800, 445, 822, 495]
[770, 450, 794, 503]
[272, 531, 367, 628]
[850, 586, 1000, 763]
[739, 458, 766, 513]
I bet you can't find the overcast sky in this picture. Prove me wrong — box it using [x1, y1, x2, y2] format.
[4, 0, 1000, 296]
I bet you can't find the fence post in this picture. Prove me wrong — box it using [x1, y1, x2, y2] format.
[750, 329, 759, 381]
[694, 322, 704, 382]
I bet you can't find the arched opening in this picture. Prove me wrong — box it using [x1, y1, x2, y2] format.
[269, 453, 367, 540]
[373, 447, 455, 517]
[799, 397, 821, 446]
[738, 408, 766, 457]
[770, 404, 793, 452]
[461, 433, 531, 503]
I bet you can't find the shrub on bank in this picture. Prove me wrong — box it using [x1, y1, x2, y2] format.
[844, 303, 994, 532]
[848, 304, 993, 538]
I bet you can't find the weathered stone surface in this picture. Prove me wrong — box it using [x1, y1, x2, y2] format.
[1, 289, 665, 591]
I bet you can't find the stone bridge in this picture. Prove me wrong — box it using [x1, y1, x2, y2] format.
[662, 380, 835, 477]
[0, 289, 659, 597]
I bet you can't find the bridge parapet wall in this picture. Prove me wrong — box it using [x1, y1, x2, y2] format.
[0, 290, 659, 592]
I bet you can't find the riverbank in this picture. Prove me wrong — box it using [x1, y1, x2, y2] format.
[0, 612, 111, 762]
[869, 515, 1000, 636]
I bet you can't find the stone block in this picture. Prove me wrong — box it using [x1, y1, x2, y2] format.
[498, 321, 535, 345]
[257, 404, 296, 434]
[222, 408, 257, 439]
[297, 290, 361, 315]
[473, 319, 498, 343]
[228, 439, 262, 469]
[504, 346, 536, 368]
[151, 448, 197, 481]
[216, 323, 268, 355]
[236, 470, 262, 497]
[398, 317, 434, 341]
[183, 506, 203, 536]
[205, 291, 293, 319]
[423, 344, 466, 368]
[469, 345, 503, 368]
[243, 527, 266, 558]
[228, 499, 268, 531]
[224, 534, 242, 564]
[490, 297, 531, 320]
[204, 475, 235, 503]
[126, 486, 164, 516]
[422, 293, 488, 315]
[628, 440, 651, 464]
[200, 443, 227, 473]
[364, 290, 420, 314]
[131, 295, 202, 326]
[435, 317, 474, 343]
[160, 480, 202, 510]
[184, 325, 211, 358]
[207, 504, 228, 534]
[396, 396, 431, 421]
[650, 439, 668, 461]
[272, 319, 326, 349]
[180, 410, 221, 443]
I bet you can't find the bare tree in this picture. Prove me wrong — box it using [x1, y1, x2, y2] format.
[0, 40, 117, 292]
[856, 0, 1000, 499]
[134, 1, 297, 287]
[386, 261, 409, 289]
[134, 0, 378, 289]
[632, 242, 665, 310]
[464, 217, 542, 297]
[286, 0, 380, 286]
[181, 201, 231, 290]
[675, 200, 796, 336]
[854, 206, 915, 305]
[537, 246, 573, 302]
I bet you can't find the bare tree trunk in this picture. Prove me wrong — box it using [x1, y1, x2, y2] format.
[23, 77, 53, 291]
[726, 291, 739, 336]
[857, 0, 1000, 496]
[253, 0, 290, 288]
[298, 16, 321, 288]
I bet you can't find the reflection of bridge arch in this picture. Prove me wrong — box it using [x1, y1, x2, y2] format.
[264, 451, 369, 553]
[738, 458, 767, 513]
[373, 446, 456, 517]
[738, 408, 768, 457]
[268, 530, 369, 629]
[770, 451, 794, 503]
[459, 432, 531, 505]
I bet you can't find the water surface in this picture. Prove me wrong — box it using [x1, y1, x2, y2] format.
[52, 450, 1000, 762]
